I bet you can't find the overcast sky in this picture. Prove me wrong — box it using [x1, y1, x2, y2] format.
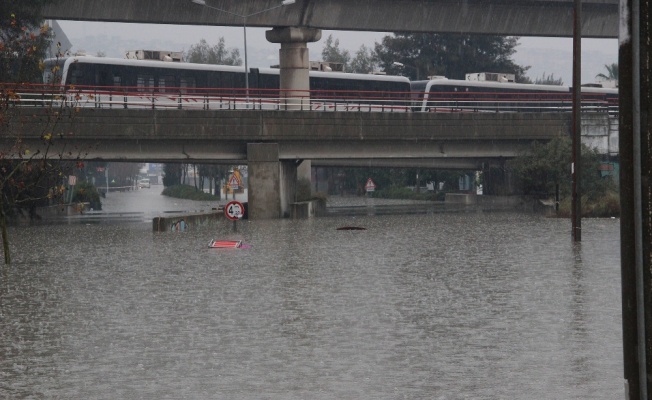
[56, 20, 619, 85]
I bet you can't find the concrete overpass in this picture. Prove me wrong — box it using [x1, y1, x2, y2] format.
[7, 107, 616, 217]
[43, 0, 618, 38]
[9, 108, 572, 164]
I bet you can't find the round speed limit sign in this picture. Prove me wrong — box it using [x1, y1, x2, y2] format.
[225, 200, 245, 221]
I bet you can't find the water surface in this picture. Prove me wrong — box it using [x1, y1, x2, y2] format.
[1, 190, 623, 399]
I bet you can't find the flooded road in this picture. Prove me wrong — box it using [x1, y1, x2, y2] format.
[1, 189, 623, 399]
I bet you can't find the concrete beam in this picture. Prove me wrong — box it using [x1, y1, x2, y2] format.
[312, 158, 489, 169]
[42, 0, 618, 38]
[5, 108, 570, 162]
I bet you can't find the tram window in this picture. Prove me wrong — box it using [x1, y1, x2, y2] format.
[180, 76, 196, 93]
[218, 72, 242, 95]
[137, 74, 155, 92]
[258, 74, 279, 89]
[68, 64, 87, 85]
[43, 70, 53, 84]
[113, 75, 122, 87]
[96, 69, 113, 87]
[159, 75, 176, 92]
[221, 72, 235, 89]
[206, 71, 218, 89]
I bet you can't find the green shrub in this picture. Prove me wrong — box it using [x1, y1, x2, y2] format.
[556, 190, 620, 218]
[72, 181, 102, 210]
[162, 184, 221, 201]
[371, 185, 439, 201]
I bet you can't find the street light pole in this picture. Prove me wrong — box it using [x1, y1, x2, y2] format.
[243, 16, 248, 97]
[190, 0, 296, 102]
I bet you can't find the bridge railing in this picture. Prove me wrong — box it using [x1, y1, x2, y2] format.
[1, 83, 619, 114]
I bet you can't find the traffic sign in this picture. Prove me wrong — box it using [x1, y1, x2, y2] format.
[364, 178, 377, 192]
[228, 174, 241, 190]
[225, 200, 245, 221]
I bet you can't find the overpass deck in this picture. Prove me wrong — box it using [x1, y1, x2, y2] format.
[4, 84, 616, 167]
[43, 0, 619, 38]
[6, 106, 576, 169]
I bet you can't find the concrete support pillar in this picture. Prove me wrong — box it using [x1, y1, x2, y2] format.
[246, 143, 299, 219]
[279, 160, 298, 218]
[620, 0, 652, 397]
[297, 160, 312, 185]
[263, 27, 321, 212]
[247, 143, 280, 219]
[266, 27, 321, 110]
[482, 162, 513, 196]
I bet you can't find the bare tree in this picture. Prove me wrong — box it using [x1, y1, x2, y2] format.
[321, 34, 351, 69]
[186, 38, 242, 66]
[1, 9, 87, 263]
[534, 72, 564, 86]
[349, 45, 378, 74]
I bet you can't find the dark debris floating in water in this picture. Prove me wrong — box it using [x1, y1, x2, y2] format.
[336, 226, 367, 230]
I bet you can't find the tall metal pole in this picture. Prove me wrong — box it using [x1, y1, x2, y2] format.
[571, 0, 582, 242]
[243, 17, 249, 103]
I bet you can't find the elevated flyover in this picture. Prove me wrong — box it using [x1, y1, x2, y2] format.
[43, 0, 618, 38]
[7, 108, 572, 168]
[7, 106, 616, 218]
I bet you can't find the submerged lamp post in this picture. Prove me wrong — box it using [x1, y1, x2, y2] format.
[190, 0, 296, 101]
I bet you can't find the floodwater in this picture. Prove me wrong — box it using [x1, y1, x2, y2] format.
[1, 188, 623, 399]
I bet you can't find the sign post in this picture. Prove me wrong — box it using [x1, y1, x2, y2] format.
[225, 200, 245, 231]
[68, 175, 77, 203]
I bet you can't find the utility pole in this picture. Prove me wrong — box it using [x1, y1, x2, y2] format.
[571, 0, 582, 242]
[620, 0, 651, 397]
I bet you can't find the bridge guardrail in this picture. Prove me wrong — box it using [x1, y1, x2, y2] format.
[2, 83, 619, 114]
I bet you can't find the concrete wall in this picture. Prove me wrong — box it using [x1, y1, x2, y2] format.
[445, 193, 477, 205]
[152, 211, 222, 232]
[581, 114, 619, 157]
[291, 200, 326, 218]
[36, 202, 90, 217]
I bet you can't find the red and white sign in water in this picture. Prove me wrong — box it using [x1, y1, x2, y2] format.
[225, 200, 245, 221]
